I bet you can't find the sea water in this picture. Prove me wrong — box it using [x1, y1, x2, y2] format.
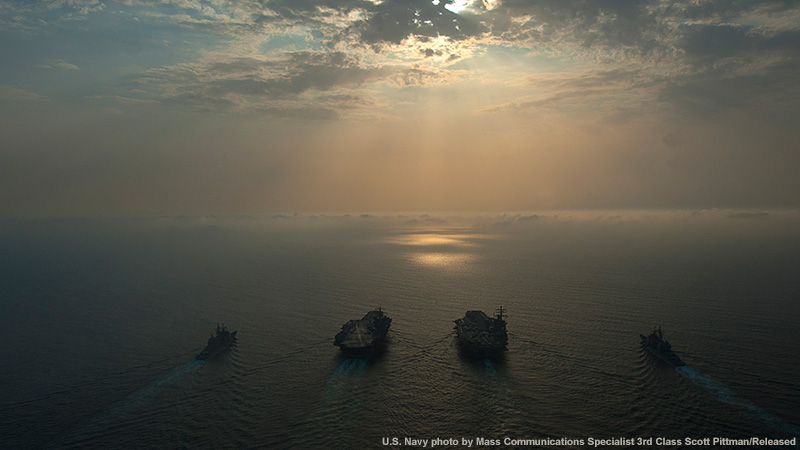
[0, 212, 798, 449]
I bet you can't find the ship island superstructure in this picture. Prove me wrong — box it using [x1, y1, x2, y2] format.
[196, 323, 237, 360]
[334, 308, 392, 357]
[640, 326, 685, 367]
[454, 307, 508, 359]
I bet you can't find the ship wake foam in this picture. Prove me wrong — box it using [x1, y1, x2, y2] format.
[122, 360, 204, 410]
[330, 358, 368, 376]
[51, 360, 204, 448]
[677, 366, 798, 437]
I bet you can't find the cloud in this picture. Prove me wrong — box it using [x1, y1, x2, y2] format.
[392, 63, 465, 86]
[127, 48, 460, 116]
[251, 1, 800, 119]
[728, 211, 770, 220]
[129, 50, 383, 114]
[131, 209, 800, 235]
[54, 60, 80, 70]
[481, 68, 661, 115]
[659, 58, 800, 119]
[0, 85, 49, 102]
[38, 60, 80, 70]
[4, 0, 800, 120]
[337, 0, 487, 46]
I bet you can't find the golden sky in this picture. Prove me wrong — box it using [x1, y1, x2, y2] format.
[1, 1, 799, 216]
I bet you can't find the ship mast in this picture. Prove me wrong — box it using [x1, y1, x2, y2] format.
[495, 306, 505, 320]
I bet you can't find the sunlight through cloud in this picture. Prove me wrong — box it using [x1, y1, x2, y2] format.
[444, 0, 472, 14]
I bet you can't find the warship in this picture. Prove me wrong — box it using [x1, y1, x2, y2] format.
[640, 326, 685, 367]
[334, 308, 392, 357]
[454, 307, 508, 359]
[196, 324, 237, 360]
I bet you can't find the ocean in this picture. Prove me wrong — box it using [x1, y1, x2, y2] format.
[1, 211, 798, 449]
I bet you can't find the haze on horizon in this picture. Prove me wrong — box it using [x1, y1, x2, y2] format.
[1, 0, 799, 217]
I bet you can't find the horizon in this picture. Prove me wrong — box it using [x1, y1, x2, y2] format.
[1, 206, 798, 218]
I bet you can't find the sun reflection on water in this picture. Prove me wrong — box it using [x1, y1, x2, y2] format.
[410, 252, 477, 268]
[384, 233, 480, 247]
[383, 229, 492, 269]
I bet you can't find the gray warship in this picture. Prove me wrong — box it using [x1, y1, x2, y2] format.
[454, 307, 508, 359]
[640, 326, 685, 367]
[196, 324, 237, 360]
[334, 308, 392, 357]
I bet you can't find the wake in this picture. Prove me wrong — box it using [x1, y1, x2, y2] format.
[49, 360, 204, 449]
[119, 360, 204, 411]
[327, 358, 368, 383]
[677, 366, 799, 437]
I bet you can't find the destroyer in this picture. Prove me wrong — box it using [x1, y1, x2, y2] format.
[196, 323, 237, 360]
[334, 308, 392, 357]
[454, 307, 508, 358]
[640, 326, 685, 367]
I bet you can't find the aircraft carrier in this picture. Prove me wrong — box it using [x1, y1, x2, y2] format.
[334, 308, 392, 357]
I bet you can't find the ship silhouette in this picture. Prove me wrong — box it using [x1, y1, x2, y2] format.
[454, 307, 508, 359]
[640, 326, 685, 367]
[196, 323, 237, 360]
[334, 308, 391, 357]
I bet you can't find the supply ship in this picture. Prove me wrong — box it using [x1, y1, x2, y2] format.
[640, 326, 685, 367]
[454, 307, 508, 359]
[196, 324, 237, 360]
[334, 308, 392, 357]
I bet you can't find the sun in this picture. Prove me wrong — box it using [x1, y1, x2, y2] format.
[439, 0, 472, 14]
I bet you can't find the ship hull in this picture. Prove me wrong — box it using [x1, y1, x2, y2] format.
[456, 341, 506, 359]
[640, 334, 685, 367]
[334, 310, 391, 359]
[196, 330, 237, 360]
[195, 342, 232, 360]
[454, 310, 508, 360]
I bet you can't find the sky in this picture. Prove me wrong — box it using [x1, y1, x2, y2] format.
[1, 0, 799, 217]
